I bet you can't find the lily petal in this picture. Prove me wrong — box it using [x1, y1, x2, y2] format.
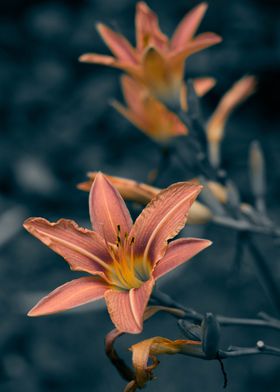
[171, 2, 208, 49]
[193, 77, 216, 97]
[130, 182, 202, 266]
[96, 23, 137, 63]
[78, 173, 213, 224]
[28, 277, 107, 316]
[170, 32, 222, 64]
[89, 173, 133, 243]
[23, 218, 112, 275]
[79, 53, 119, 66]
[104, 278, 154, 333]
[111, 100, 150, 137]
[135, 2, 168, 51]
[114, 75, 187, 141]
[153, 238, 212, 280]
[79, 53, 142, 79]
[120, 75, 146, 115]
[207, 76, 257, 144]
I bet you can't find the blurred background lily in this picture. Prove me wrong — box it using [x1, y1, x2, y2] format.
[79, 2, 221, 109]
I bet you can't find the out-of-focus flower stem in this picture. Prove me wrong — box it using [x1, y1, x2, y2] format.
[246, 234, 280, 315]
[148, 145, 172, 186]
[152, 288, 280, 330]
[164, 81, 280, 317]
[105, 329, 135, 381]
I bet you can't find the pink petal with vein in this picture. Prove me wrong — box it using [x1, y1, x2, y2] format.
[129, 182, 202, 266]
[89, 173, 132, 243]
[104, 278, 154, 333]
[28, 277, 107, 316]
[153, 238, 212, 280]
[171, 3, 208, 49]
[23, 218, 112, 275]
[96, 23, 137, 63]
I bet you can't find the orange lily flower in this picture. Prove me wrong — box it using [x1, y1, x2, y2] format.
[79, 2, 221, 108]
[24, 173, 211, 334]
[78, 171, 213, 224]
[112, 75, 215, 142]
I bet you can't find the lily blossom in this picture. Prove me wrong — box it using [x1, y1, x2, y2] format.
[112, 76, 215, 142]
[24, 173, 211, 334]
[79, 2, 221, 108]
[78, 171, 213, 224]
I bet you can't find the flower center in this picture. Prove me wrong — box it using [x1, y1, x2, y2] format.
[106, 225, 151, 290]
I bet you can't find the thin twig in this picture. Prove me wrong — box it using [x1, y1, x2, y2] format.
[217, 357, 228, 388]
[228, 231, 247, 281]
[105, 329, 135, 381]
[148, 145, 171, 186]
[152, 289, 280, 330]
[246, 235, 280, 315]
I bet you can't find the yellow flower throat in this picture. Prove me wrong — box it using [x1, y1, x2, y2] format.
[105, 225, 152, 291]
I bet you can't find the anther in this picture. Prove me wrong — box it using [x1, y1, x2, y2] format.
[130, 237, 135, 245]
[116, 225, 122, 246]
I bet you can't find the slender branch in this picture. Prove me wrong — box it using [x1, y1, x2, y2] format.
[228, 231, 247, 280]
[217, 357, 228, 388]
[219, 341, 280, 358]
[148, 145, 171, 186]
[105, 328, 135, 381]
[152, 289, 280, 331]
[246, 235, 280, 315]
[151, 288, 203, 322]
[217, 315, 280, 330]
[168, 84, 280, 315]
[178, 341, 280, 360]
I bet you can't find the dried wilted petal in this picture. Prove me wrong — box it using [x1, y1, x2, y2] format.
[127, 337, 202, 390]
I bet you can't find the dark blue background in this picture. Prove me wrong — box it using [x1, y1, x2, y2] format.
[1, 0, 280, 391]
